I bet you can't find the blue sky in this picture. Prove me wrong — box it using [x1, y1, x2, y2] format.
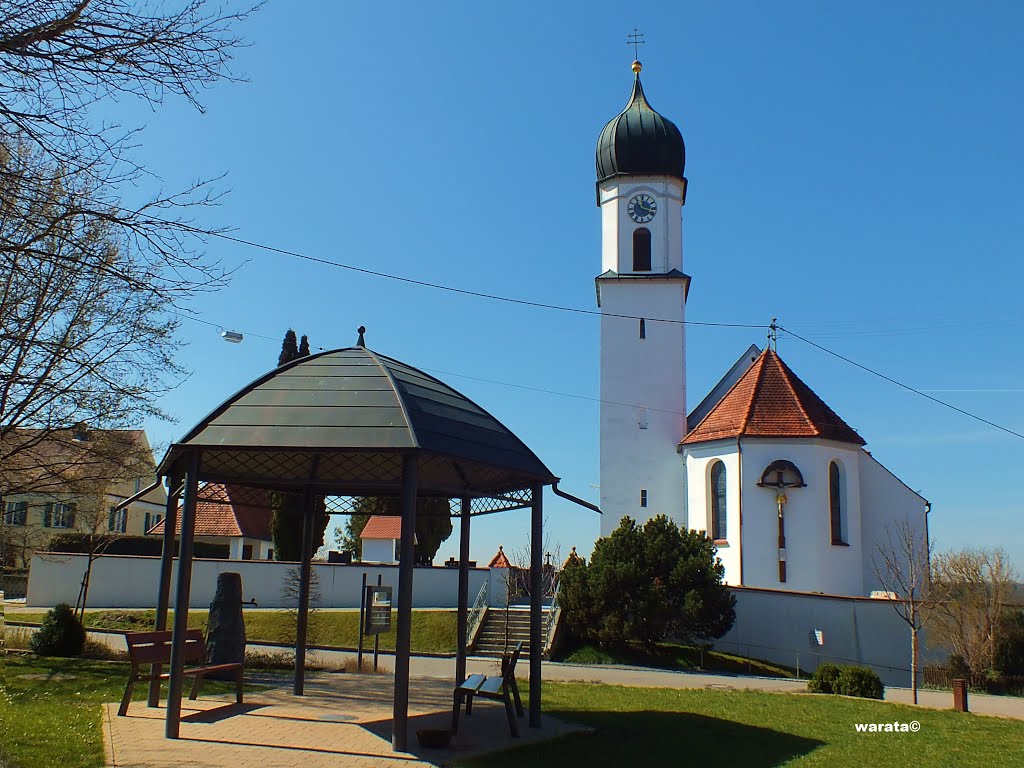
[120, 2, 1023, 569]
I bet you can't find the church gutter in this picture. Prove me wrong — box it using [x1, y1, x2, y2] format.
[736, 436, 744, 585]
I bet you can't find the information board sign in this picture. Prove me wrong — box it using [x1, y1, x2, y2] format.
[363, 585, 393, 635]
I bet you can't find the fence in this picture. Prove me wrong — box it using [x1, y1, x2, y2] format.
[0, 571, 28, 599]
[922, 666, 1024, 696]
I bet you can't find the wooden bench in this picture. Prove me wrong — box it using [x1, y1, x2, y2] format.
[452, 642, 525, 737]
[118, 629, 243, 716]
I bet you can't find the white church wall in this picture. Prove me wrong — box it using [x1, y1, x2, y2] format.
[27, 552, 488, 609]
[683, 442, 741, 584]
[599, 281, 687, 537]
[739, 439, 865, 596]
[858, 450, 928, 594]
[717, 586, 940, 688]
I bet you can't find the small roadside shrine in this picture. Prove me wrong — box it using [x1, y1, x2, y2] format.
[143, 341, 567, 752]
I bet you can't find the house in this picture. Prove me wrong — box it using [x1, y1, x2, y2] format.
[594, 60, 928, 598]
[148, 483, 274, 560]
[359, 516, 407, 564]
[0, 426, 166, 568]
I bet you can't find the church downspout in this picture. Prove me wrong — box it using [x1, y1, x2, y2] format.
[736, 437, 744, 585]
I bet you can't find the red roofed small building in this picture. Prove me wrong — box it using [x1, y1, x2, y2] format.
[148, 483, 274, 561]
[487, 545, 511, 569]
[359, 515, 405, 563]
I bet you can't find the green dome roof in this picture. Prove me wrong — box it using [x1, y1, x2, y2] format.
[596, 66, 685, 183]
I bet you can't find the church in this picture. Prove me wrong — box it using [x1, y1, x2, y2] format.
[594, 61, 929, 599]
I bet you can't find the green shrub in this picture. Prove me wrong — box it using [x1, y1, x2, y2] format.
[835, 666, 884, 699]
[29, 603, 86, 657]
[807, 663, 842, 693]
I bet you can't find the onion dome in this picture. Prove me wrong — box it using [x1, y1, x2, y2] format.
[596, 61, 685, 183]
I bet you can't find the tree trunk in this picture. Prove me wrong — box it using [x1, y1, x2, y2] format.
[911, 626, 919, 705]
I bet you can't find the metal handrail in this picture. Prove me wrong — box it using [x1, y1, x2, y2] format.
[465, 578, 489, 647]
[543, 571, 562, 654]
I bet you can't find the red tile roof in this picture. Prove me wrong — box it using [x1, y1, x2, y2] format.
[488, 546, 511, 568]
[148, 483, 272, 541]
[360, 515, 402, 540]
[681, 348, 865, 446]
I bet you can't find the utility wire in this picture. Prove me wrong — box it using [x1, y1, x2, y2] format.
[168, 220, 764, 329]
[780, 326, 1024, 441]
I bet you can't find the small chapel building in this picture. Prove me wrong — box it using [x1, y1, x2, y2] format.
[594, 61, 928, 599]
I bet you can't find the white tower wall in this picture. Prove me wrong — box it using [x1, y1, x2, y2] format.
[598, 174, 688, 536]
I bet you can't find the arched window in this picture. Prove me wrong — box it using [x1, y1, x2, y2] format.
[829, 461, 845, 544]
[632, 228, 651, 271]
[710, 461, 727, 541]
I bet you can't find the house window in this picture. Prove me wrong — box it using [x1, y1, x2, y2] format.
[44, 503, 75, 529]
[640, 489, 648, 508]
[3, 501, 27, 526]
[632, 228, 651, 271]
[639, 318, 646, 339]
[829, 461, 845, 544]
[108, 507, 127, 533]
[710, 461, 727, 541]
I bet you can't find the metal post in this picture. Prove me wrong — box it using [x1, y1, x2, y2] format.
[391, 454, 418, 753]
[529, 483, 543, 728]
[374, 573, 382, 672]
[149, 474, 180, 707]
[357, 571, 367, 672]
[165, 453, 200, 739]
[456, 495, 471, 686]
[294, 486, 316, 696]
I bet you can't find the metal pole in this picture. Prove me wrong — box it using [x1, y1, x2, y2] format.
[456, 495, 471, 686]
[529, 483, 543, 728]
[294, 486, 316, 696]
[357, 571, 367, 672]
[165, 453, 200, 739]
[374, 573, 382, 672]
[391, 454, 417, 753]
[149, 474, 180, 708]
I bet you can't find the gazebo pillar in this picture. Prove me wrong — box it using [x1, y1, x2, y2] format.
[166, 452, 200, 739]
[294, 485, 316, 695]
[149, 473, 181, 707]
[392, 454, 418, 752]
[455, 495, 471, 685]
[529, 483, 544, 727]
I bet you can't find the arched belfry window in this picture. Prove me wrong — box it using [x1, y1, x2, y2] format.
[632, 228, 651, 272]
[710, 461, 727, 541]
[829, 461, 845, 544]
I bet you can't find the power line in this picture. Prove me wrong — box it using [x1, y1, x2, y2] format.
[167, 220, 765, 330]
[780, 326, 1024, 441]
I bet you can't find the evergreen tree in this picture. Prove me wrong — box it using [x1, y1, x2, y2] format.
[270, 329, 328, 559]
[560, 515, 736, 649]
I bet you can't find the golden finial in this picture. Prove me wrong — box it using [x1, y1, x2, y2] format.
[632, 60, 642, 74]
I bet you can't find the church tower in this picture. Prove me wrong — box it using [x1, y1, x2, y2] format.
[596, 61, 689, 536]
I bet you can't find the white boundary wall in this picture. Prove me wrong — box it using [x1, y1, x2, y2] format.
[27, 552, 490, 610]
[718, 586, 943, 688]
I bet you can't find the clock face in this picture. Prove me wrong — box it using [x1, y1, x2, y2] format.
[628, 193, 657, 223]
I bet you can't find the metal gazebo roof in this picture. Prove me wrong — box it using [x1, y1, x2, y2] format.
[157, 346, 556, 501]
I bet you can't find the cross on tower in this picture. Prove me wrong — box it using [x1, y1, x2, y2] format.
[627, 27, 645, 60]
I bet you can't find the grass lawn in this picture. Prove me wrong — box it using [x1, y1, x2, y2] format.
[455, 683, 1024, 767]
[0, 654, 254, 768]
[558, 640, 795, 678]
[13, 608, 458, 654]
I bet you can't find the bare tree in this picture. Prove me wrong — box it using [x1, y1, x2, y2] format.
[930, 548, 1016, 682]
[873, 518, 940, 704]
[0, 2, 256, 505]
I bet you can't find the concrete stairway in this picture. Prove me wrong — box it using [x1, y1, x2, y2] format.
[471, 606, 550, 658]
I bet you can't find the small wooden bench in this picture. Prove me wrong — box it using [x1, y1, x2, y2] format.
[118, 629, 243, 716]
[452, 642, 525, 737]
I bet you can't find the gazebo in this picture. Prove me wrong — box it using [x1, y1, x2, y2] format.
[140, 342, 575, 751]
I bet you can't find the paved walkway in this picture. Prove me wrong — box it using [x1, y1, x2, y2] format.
[105, 674, 582, 768]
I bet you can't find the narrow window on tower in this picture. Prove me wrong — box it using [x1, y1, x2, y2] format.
[710, 461, 727, 541]
[632, 227, 651, 271]
[639, 318, 646, 339]
[640, 489, 648, 508]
